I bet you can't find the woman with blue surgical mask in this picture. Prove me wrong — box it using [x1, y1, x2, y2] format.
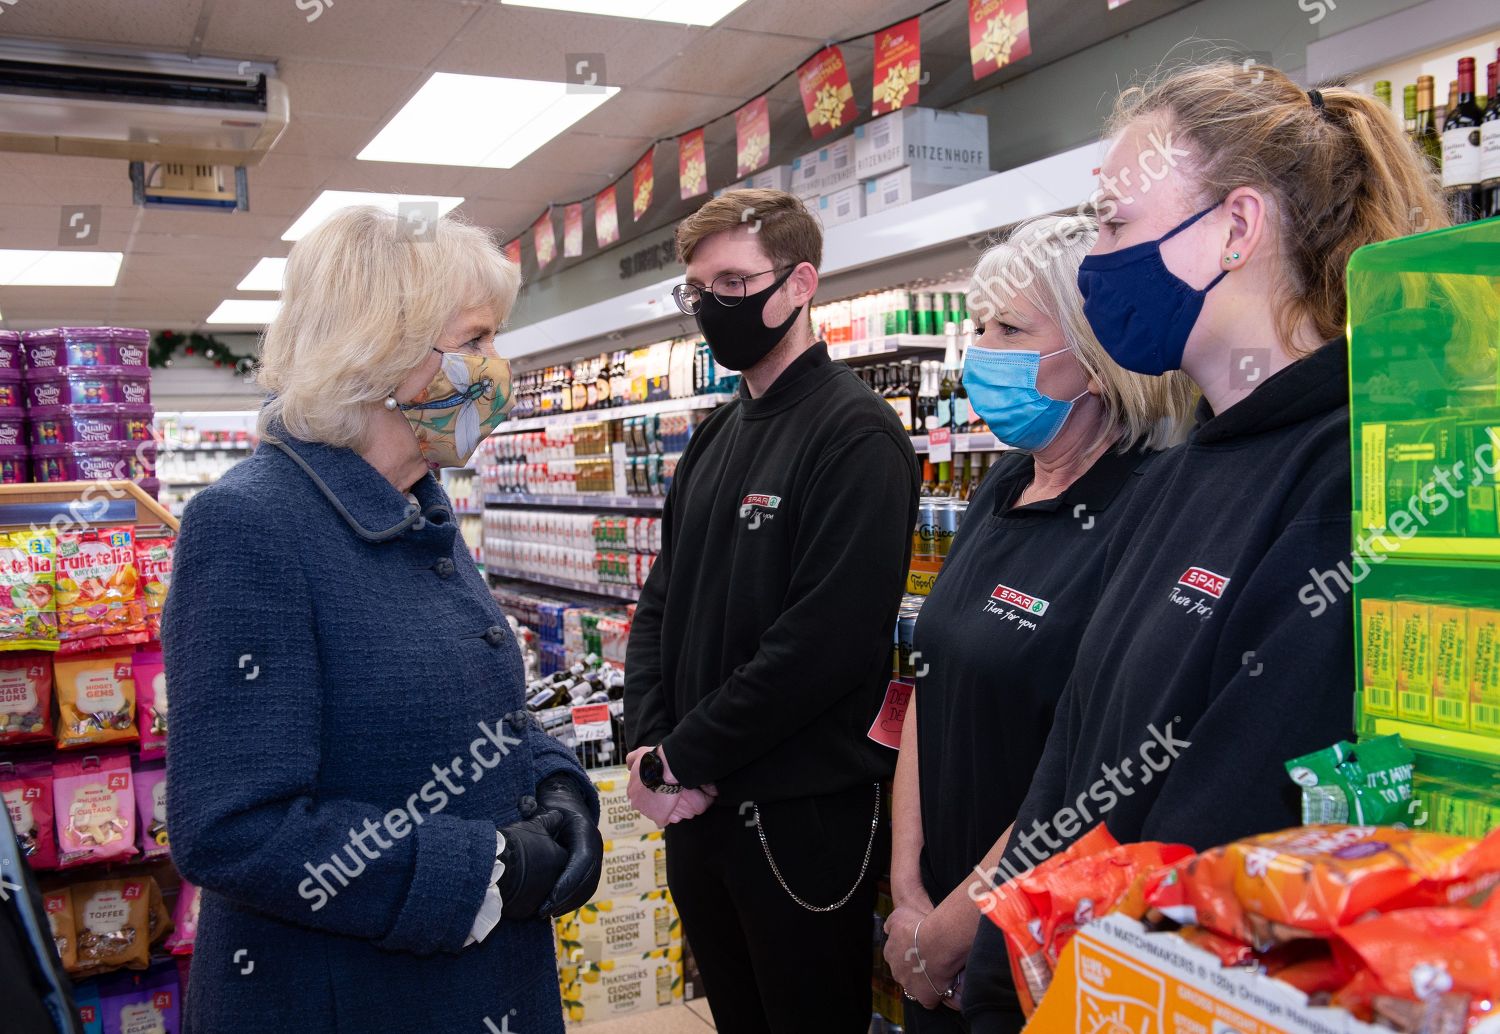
[884, 215, 1194, 1032]
[961, 62, 1449, 1033]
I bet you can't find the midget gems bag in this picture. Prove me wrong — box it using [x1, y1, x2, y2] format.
[1146, 825, 1500, 948]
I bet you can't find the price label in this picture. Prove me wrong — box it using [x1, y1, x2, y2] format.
[928, 427, 952, 463]
[571, 703, 612, 742]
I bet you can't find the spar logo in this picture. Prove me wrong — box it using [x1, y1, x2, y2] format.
[991, 582, 1049, 616]
[1177, 566, 1229, 599]
[738, 492, 782, 531]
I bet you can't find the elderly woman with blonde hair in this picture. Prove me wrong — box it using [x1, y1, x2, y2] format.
[883, 214, 1195, 1032]
[163, 206, 601, 1034]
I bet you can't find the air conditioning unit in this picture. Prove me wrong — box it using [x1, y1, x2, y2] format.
[0, 38, 288, 166]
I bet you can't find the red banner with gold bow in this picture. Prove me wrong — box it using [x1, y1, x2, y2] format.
[797, 46, 858, 139]
[872, 18, 923, 116]
[631, 147, 655, 221]
[679, 128, 708, 200]
[562, 203, 583, 257]
[969, 0, 1031, 80]
[532, 210, 556, 269]
[735, 96, 771, 177]
[595, 186, 619, 247]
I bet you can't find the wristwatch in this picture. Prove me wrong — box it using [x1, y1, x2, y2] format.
[639, 747, 682, 794]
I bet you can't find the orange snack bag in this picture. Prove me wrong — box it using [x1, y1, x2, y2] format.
[54, 526, 147, 655]
[133, 535, 173, 640]
[54, 651, 137, 749]
[1030, 841, 1194, 967]
[1334, 896, 1500, 1007]
[1149, 825, 1500, 946]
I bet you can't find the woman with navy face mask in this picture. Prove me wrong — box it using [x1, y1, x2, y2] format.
[961, 63, 1449, 1033]
[884, 215, 1194, 1032]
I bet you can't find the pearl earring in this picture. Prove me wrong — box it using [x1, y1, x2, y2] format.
[384, 395, 398, 410]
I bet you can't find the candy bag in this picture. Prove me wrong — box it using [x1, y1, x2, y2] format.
[54, 752, 137, 868]
[134, 536, 173, 641]
[43, 886, 76, 970]
[164, 881, 200, 956]
[0, 529, 58, 650]
[99, 963, 181, 1034]
[0, 652, 54, 744]
[1334, 896, 1500, 1010]
[1, 760, 58, 869]
[72, 876, 152, 971]
[54, 651, 137, 749]
[55, 526, 147, 655]
[1147, 825, 1500, 947]
[146, 876, 173, 948]
[1030, 841, 1193, 968]
[1285, 735, 1415, 826]
[133, 760, 168, 860]
[133, 650, 166, 760]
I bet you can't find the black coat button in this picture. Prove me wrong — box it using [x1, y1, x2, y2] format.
[517, 795, 538, 818]
[434, 557, 456, 578]
[506, 710, 530, 730]
[482, 625, 507, 647]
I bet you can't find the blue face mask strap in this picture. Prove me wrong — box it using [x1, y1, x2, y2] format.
[1158, 203, 1232, 294]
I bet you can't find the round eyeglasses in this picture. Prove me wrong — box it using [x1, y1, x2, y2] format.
[671, 266, 792, 316]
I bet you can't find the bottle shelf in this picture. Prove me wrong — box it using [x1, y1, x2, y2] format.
[910, 431, 1009, 454]
[484, 493, 665, 511]
[499, 393, 735, 433]
[484, 567, 642, 601]
[828, 334, 950, 362]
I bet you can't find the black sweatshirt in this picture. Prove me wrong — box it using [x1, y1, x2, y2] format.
[624, 342, 920, 804]
[914, 443, 1163, 903]
[963, 343, 1357, 1031]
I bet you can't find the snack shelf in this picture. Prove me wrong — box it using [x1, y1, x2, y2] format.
[156, 443, 254, 454]
[1360, 535, 1500, 562]
[499, 393, 735, 433]
[484, 567, 642, 601]
[0, 479, 179, 534]
[484, 493, 665, 511]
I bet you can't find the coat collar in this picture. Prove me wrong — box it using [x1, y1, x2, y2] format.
[263, 424, 454, 544]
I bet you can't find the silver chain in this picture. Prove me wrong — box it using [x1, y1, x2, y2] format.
[752, 782, 882, 913]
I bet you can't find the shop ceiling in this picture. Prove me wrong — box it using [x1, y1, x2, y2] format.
[0, 0, 1193, 334]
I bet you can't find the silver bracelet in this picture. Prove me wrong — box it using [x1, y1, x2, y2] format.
[913, 917, 956, 1001]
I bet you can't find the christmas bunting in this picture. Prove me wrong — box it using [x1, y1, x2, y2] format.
[532, 210, 556, 269]
[969, 0, 1031, 80]
[735, 96, 771, 177]
[563, 203, 583, 257]
[797, 46, 858, 139]
[595, 185, 620, 247]
[632, 148, 655, 221]
[501, 239, 521, 266]
[679, 129, 708, 200]
[872, 18, 923, 115]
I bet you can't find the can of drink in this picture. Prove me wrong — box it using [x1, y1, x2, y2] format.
[913, 499, 939, 560]
[934, 500, 966, 557]
[896, 609, 919, 679]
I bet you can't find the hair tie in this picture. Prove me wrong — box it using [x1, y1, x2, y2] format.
[1307, 89, 1324, 108]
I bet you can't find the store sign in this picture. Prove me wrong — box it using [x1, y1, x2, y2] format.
[679, 128, 708, 200]
[872, 17, 923, 116]
[571, 703, 612, 743]
[618, 239, 679, 281]
[797, 46, 858, 140]
[866, 679, 913, 749]
[927, 427, 952, 463]
[969, 0, 1032, 80]
[735, 96, 771, 177]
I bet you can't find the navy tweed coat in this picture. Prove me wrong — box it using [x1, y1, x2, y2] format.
[163, 426, 595, 1034]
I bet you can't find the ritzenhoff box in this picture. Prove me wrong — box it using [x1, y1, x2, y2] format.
[791, 148, 823, 199]
[589, 766, 658, 840]
[589, 831, 667, 904]
[1029, 914, 1383, 1033]
[818, 136, 857, 193]
[818, 186, 865, 228]
[556, 889, 680, 964]
[559, 945, 683, 1023]
[863, 166, 985, 216]
[853, 107, 990, 183]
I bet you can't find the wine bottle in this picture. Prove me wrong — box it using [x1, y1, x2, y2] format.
[919, 459, 937, 497]
[937, 322, 958, 432]
[1416, 76, 1443, 172]
[1374, 80, 1392, 109]
[889, 360, 914, 432]
[1482, 58, 1500, 220]
[958, 319, 979, 433]
[1443, 58, 1485, 224]
[1403, 83, 1419, 140]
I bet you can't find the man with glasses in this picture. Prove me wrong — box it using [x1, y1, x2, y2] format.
[624, 188, 919, 1031]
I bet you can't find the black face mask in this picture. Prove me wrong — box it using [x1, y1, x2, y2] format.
[695, 266, 803, 372]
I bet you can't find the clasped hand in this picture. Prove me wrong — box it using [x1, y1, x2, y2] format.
[624, 745, 717, 827]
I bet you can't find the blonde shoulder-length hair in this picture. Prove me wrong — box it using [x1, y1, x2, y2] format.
[968, 214, 1197, 454]
[256, 205, 521, 449]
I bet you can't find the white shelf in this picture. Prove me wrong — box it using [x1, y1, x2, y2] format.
[484, 567, 641, 601]
[157, 442, 255, 453]
[828, 334, 948, 361]
[498, 393, 734, 433]
[910, 431, 1010, 454]
[494, 142, 1100, 360]
[485, 493, 664, 511]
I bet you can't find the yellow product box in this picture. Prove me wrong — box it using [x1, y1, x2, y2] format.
[556, 889, 679, 964]
[589, 831, 667, 904]
[1469, 607, 1500, 734]
[1359, 598, 1396, 717]
[560, 945, 682, 1023]
[1431, 604, 1470, 729]
[589, 766, 660, 840]
[1394, 600, 1433, 723]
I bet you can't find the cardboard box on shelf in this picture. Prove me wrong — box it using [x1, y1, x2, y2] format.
[590, 830, 668, 903]
[556, 889, 680, 964]
[817, 186, 865, 228]
[747, 164, 793, 193]
[559, 945, 683, 1023]
[791, 148, 823, 199]
[854, 107, 990, 184]
[862, 166, 986, 216]
[589, 765, 659, 840]
[818, 136, 857, 193]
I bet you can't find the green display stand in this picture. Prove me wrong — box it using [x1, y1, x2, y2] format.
[1347, 217, 1500, 834]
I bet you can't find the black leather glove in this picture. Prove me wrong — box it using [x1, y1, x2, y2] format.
[536, 774, 603, 917]
[496, 810, 569, 920]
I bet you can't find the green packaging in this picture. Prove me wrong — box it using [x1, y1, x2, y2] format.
[1285, 734, 1416, 826]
